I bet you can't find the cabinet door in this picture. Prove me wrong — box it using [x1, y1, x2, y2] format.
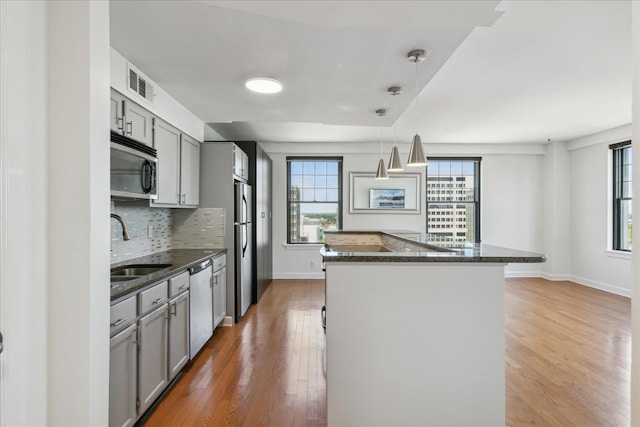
[168, 292, 190, 381]
[180, 135, 200, 206]
[124, 99, 153, 146]
[213, 267, 226, 328]
[153, 119, 181, 206]
[110, 323, 137, 427]
[110, 90, 125, 134]
[138, 304, 169, 415]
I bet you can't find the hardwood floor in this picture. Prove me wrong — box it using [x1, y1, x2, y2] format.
[505, 278, 630, 426]
[143, 278, 630, 426]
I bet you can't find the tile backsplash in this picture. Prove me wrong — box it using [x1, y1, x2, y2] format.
[111, 202, 172, 263]
[111, 202, 226, 263]
[172, 208, 225, 249]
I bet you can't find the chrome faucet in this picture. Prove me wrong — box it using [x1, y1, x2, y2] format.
[110, 213, 131, 241]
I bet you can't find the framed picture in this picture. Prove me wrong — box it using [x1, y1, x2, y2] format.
[349, 172, 421, 214]
[369, 189, 405, 209]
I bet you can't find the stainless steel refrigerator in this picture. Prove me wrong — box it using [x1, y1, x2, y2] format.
[235, 182, 252, 319]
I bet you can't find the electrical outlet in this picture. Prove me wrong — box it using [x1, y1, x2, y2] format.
[310, 260, 316, 268]
[148, 225, 153, 238]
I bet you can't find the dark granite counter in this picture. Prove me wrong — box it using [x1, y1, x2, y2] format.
[110, 248, 226, 302]
[321, 230, 545, 264]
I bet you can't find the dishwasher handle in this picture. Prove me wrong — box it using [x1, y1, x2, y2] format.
[189, 259, 212, 275]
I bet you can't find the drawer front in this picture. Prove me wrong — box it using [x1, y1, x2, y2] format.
[169, 271, 190, 298]
[110, 296, 136, 336]
[139, 281, 169, 315]
[213, 254, 226, 272]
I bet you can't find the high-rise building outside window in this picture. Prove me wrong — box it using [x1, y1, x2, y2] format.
[612, 140, 632, 251]
[287, 157, 342, 244]
[426, 158, 480, 243]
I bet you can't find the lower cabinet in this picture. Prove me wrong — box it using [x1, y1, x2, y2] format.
[213, 265, 226, 329]
[109, 323, 137, 427]
[168, 291, 190, 381]
[137, 302, 169, 415]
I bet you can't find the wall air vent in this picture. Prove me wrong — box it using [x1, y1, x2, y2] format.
[127, 65, 154, 104]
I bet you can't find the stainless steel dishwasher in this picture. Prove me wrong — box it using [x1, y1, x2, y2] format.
[188, 259, 213, 359]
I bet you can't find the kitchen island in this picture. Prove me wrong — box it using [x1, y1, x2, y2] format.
[320, 230, 545, 426]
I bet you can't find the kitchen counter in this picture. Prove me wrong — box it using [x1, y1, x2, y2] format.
[322, 230, 544, 425]
[321, 229, 545, 263]
[110, 248, 226, 302]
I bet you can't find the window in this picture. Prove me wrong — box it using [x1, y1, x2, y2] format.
[612, 141, 632, 251]
[426, 158, 480, 243]
[287, 157, 342, 243]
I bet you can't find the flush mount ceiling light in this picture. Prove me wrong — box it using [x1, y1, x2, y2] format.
[387, 86, 403, 172]
[244, 77, 283, 94]
[375, 108, 389, 180]
[406, 49, 427, 167]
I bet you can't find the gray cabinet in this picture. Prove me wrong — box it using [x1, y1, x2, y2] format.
[233, 144, 249, 181]
[153, 118, 181, 206]
[168, 291, 190, 381]
[110, 89, 153, 146]
[109, 323, 137, 427]
[180, 134, 200, 206]
[137, 281, 169, 415]
[152, 118, 200, 208]
[109, 296, 138, 427]
[212, 254, 227, 329]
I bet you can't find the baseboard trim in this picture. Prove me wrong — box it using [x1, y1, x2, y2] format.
[273, 272, 325, 280]
[222, 315, 233, 327]
[569, 275, 631, 298]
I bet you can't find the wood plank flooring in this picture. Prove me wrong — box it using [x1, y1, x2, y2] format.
[143, 278, 630, 426]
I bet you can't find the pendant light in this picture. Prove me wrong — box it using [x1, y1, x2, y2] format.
[375, 108, 389, 179]
[407, 49, 427, 167]
[387, 86, 403, 171]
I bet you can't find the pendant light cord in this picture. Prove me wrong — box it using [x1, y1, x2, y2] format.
[414, 60, 419, 119]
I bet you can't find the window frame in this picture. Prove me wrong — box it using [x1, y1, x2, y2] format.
[425, 157, 481, 243]
[286, 156, 343, 244]
[611, 140, 632, 252]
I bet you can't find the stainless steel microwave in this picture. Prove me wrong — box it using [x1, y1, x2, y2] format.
[110, 131, 158, 199]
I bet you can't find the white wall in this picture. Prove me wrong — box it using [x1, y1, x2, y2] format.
[263, 141, 545, 279]
[567, 126, 632, 296]
[47, 2, 111, 424]
[111, 48, 204, 141]
[0, 1, 49, 424]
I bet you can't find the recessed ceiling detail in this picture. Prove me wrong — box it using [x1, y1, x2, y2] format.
[110, 1, 631, 144]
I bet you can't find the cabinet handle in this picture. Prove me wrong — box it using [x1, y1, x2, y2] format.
[213, 275, 217, 285]
[181, 194, 186, 204]
[116, 116, 124, 132]
[178, 284, 188, 291]
[170, 302, 177, 316]
[152, 297, 165, 305]
[0, 331, 3, 354]
[111, 317, 128, 328]
[126, 121, 132, 135]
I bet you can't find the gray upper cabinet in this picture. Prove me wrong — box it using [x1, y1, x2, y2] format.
[110, 89, 153, 146]
[153, 118, 181, 206]
[179, 134, 200, 207]
[110, 90, 125, 134]
[152, 118, 200, 208]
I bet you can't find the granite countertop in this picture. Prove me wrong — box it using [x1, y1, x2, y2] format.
[110, 248, 226, 302]
[321, 230, 545, 264]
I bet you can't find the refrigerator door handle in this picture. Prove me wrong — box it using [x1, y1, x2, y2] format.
[242, 223, 248, 256]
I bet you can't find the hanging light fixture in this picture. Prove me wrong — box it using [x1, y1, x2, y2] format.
[387, 86, 403, 171]
[375, 108, 389, 179]
[407, 49, 427, 167]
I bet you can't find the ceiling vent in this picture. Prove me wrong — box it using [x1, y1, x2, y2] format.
[127, 65, 154, 104]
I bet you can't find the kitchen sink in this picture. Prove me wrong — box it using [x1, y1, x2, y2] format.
[111, 263, 173, 277]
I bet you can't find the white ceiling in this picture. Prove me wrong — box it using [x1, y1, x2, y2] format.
[110, 0, 631, 145]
